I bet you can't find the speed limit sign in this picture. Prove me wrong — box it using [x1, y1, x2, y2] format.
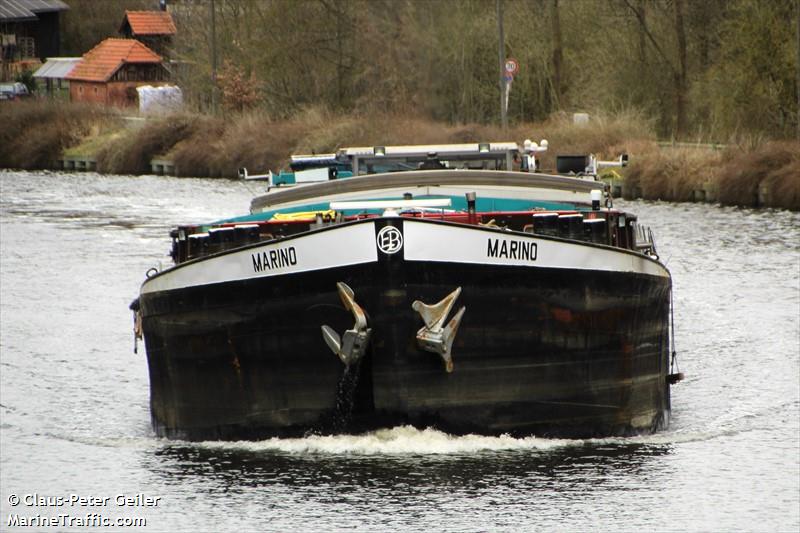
[504, 58, 519, 76]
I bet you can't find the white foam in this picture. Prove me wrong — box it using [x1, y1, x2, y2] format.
[196, 425, 579, 456]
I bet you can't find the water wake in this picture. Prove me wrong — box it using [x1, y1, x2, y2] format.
[197, 425, 577, 455]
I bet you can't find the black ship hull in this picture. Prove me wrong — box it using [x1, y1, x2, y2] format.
[139, 218, 672, 440]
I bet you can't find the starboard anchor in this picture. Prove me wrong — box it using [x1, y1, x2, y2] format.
[412, 287, 466, 372]
[321, 282, 372, 366]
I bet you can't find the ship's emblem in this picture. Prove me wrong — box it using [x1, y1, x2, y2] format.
[376, 226, 403, 254]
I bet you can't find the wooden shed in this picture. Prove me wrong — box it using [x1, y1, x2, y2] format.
[33, 56, 79, 97]
[0, 0, 68, 81]
[66, 38, 169, 108]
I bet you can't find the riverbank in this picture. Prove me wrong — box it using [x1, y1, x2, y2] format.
[1, 100, 797, 210]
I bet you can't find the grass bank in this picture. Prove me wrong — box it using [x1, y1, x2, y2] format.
[1, 101, 797, 210]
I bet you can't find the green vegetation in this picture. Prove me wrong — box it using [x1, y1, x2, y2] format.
[61, 0, 800, 142]
[0, 100, 117, 169]
[623, 142, 800, 210]
[14, 70, 37, 94]
[1, 100, 796, 209]
[3, 1, 797, 209]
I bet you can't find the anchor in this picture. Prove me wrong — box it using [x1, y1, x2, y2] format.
[129, 298, 142, 354]
[321, 282, 372, 367]
[412, 287, 466, 373]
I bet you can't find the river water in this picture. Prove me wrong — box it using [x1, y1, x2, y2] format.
[1, 170, 798, 532]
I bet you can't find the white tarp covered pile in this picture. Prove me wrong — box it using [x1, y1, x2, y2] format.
[137, 85, 183, 115]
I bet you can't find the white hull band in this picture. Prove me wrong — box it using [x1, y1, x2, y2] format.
[141, 218, 669, 295]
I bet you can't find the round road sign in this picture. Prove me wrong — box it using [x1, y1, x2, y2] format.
[505, 58, 519, 76]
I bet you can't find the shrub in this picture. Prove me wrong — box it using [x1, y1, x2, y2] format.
[15, 69, 36, 94]
[716, 141, 799, 208]
[0, 100, 111, 169]
[625, 146, 721, 202]
[96, 114, 205, 175]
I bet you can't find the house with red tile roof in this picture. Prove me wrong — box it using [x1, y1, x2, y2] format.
[119, 10, 176, 58]
[66, 38, 170, 107]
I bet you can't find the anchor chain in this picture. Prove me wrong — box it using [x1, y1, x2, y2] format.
[321, 282, 372, 367]
[667, 284, 684, 384]
[129, 298, 142, 354]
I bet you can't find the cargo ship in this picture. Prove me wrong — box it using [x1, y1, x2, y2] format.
[132, 140, 681, 440]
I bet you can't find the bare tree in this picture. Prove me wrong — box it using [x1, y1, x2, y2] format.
[673, 0, 687, 138]
[551, 0, 563, 108]
[623, 0, 687, 139]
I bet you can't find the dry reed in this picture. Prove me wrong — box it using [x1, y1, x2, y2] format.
[715, 141, 799, 208]
[2, 101, 797, 210]
[95, 114, 204, 175]
[0, 100, 112, 169]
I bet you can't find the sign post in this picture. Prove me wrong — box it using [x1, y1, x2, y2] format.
[503, 58, 519, 119]
[496, 0, 507, 129]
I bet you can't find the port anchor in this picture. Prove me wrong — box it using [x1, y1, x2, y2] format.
[667, 372, 685, 384]
[412, 287, 466, 373]
[322, 282, 372, 366]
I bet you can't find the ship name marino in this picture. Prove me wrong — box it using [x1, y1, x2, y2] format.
[252, 247, 298, 272]
[487, 238, 537, 261]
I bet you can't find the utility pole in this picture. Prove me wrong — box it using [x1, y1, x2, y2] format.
[210, 0, 218, 114]
[497, 0, 507, 130]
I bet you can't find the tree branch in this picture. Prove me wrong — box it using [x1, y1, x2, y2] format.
[621, 0, 676, 75]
